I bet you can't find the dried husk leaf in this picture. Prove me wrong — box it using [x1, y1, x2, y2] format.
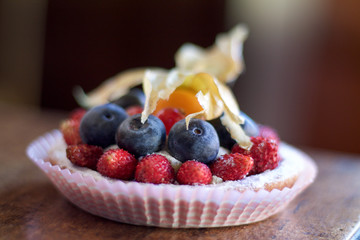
[74, 25, 248, 108]
[141, 69, 252, 150]
[175, 24, 248, 83]
[73, 68, 163, 108]
[71, 24, 251, 148]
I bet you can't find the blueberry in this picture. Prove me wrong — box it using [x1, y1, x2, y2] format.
[240, 112, 259, 137]
[116, 114, 166, 158]
[112, 88, 145, 108]
[80, 103, 128, 148]
[208, 112, 259, 149]
[208, 117, 236, 150]
[167, 119, 219, 164]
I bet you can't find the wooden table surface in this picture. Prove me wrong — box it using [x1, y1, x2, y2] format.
[1, 102, 360, 240]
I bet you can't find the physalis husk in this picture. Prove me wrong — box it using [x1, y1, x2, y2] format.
[175, 24, 248, 84]
[74, 24, 248, 108]
[141, 69, 252, 150]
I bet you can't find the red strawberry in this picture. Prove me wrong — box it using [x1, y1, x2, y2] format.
[60, 119, 83, 145]
[259, 125, 280, 144]
[176, 160, 212, 185]
[210, 153, 253, 181]
[232, 136, 280, 175]
[125, 105, 143, 116]
[155, 107, 185, 134]
[66, 144, 103, 169]
[135, 154, 175, 184]
[69, 108, 87, 122]
[97, 149, 137, 180]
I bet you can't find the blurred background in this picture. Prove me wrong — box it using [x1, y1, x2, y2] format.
[0, 0, 359, 153]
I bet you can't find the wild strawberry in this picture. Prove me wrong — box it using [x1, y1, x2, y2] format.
[155, 107, 185, 134]
[66, 144, 103, 169]
[232, 136, 280, 175]
[60, 119, 82, 145]
[97, 149, 137, 180]
[210, 153, 253, 181]
[259, 125, 280, 144]
[125, 105, 143, 116]
[69, 108, 87, 122]
[135, 154, 175, 184]
[176, 160, 212, 185]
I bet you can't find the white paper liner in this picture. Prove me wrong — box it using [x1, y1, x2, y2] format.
[26, 130, 317, 228]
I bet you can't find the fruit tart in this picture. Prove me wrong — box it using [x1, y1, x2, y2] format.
[27, 25, 317, 228]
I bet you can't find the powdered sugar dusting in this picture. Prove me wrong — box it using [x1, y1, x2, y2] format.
[28, 130, 317, 227]
[209, 142, 305, 191]
[211, 175, 224, 184]
[156, 150, 182, 173]
[47, 137, 304, 192]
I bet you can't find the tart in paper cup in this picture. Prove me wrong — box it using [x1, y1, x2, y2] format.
[26, 130, 317, 228]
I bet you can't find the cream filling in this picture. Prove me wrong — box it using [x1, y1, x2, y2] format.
[47, 138, 305, 190]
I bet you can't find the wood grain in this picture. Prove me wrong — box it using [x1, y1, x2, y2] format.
[1, 103, 360, 240]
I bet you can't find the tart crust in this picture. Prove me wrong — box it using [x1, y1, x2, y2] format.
[28, 130, 318, 227]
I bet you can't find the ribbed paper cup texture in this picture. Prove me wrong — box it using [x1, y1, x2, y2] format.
[26, 130, 317, 228]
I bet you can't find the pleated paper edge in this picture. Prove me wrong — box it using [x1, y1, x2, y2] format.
[26, 130, 317, 228]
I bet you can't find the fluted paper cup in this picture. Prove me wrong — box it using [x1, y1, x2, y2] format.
[26, 130, 317, 228]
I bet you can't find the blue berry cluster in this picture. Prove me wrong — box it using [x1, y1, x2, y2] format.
[79, 89, 259, 163]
